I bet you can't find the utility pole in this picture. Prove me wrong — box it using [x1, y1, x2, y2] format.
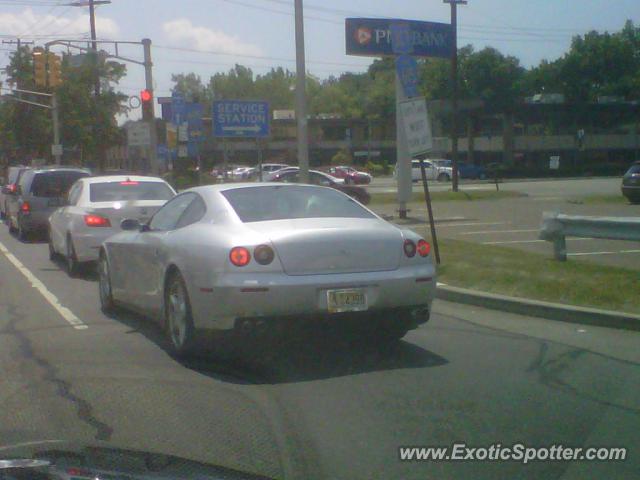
[294, 0, 309, 182]
[142, 38, 159, 175]
[444, 0, 466, 192]
[52, 93, 62, 164]
[69, 0, 111, 170]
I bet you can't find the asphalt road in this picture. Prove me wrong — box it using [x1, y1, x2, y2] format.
[0, 225, 639, 479]
[370, 178, 640, 270]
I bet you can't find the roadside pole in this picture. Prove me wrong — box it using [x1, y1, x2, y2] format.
[52, 93, 62, 164]
[142, 38, 159, 175]
[419, 160, 440, 264]
[256, 138, 263, 182]
[294, 0, 309, 183]
[396, 73, 412, 219]
[444, 0, 466, 192]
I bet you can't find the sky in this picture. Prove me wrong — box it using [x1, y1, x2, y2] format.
[0, 0, 639, 121]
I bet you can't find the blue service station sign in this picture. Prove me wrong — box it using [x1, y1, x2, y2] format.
[213, 100, 270, 138]
[346, 18, 453, 58]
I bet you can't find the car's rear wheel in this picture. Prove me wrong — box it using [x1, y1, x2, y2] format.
[164, 271, 197, 357]
[8, 215, 16, 234]
[437, 173, 451, 182]
[66, 234, 81, 277]
[98, 252, 116, 314]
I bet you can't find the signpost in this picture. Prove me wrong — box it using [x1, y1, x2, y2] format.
[347, 17, 453, 219]
[346, 18, 453, 58]
[213, 100, 270, 181]
[212, 100, 270, 138]
[399, 98, 433, 157]
[127, 121, 151, 147]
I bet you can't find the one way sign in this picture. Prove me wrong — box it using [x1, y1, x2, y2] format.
[213, 100, 270, 138]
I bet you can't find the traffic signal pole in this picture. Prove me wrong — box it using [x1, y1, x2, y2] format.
[52, 94, 62, 164]
[142, 38, 159, 175]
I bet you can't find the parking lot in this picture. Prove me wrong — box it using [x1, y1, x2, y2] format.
[369, 177, 640, 270]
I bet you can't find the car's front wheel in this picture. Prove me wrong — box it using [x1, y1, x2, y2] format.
[164, 271, 197, 357]
[98, 252, 116, 314]
[48, 232, 58, 261]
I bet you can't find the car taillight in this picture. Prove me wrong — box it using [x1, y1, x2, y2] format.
[417, 239, 431, 257]
[254, 245, 275, 265]
[8, 184, 17, 193]
[403, 239, 416, 258]
[84, 214, 111, 227]
[230, 247, 251, 267]
[20, 201, 30, 213]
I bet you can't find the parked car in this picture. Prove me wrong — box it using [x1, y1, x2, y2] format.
[48, 175, 176, 276]
[431, 159, 487, 179]
[272, 168, 371, 205]
[263, 166, 299, 182]
[0, 165, 30, 220]
[5, 166, 91, 240]
[229, 166, 254, 180]
[246, 163, 290, 180]
[394, 159, 453, 182]
[622, 161, 640, 203]
[97, 184, 435, 355]
[321, 166, 373, 184]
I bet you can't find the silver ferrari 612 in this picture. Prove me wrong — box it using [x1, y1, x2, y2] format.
[98, 183, 436, 355]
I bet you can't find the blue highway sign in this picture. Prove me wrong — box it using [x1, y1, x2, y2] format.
[213, 100, 270, 138]
[346, 18, 453, 58]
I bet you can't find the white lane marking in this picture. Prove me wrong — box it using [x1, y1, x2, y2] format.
[439, 222, 509, 228]
[483, 238, 595, 245]
[567, 249, 640, 257]
[0, 241, 87, 330]
[460, 229, 538, 235]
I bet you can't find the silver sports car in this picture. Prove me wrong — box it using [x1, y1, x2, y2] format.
[98, 183, 436, 356]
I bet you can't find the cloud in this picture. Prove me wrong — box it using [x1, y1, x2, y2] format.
[0, 8, 119, 38]
[162, 19, 262, 56]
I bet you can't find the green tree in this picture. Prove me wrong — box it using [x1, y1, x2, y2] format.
[171, 73, 209, 103]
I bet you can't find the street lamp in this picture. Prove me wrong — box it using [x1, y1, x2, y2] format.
[443, 0, 467, 192]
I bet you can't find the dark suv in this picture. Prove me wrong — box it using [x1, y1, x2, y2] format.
[622, 161, 640, 204]
[6, 166, 91, 240]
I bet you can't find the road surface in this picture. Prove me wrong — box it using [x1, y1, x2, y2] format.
[0, 226, 638, 479]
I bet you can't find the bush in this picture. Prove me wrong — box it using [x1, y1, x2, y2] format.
[331, 148, 352, 166]
[365, 161, 385, 176]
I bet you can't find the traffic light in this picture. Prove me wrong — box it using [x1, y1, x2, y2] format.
[141, 89, 153, 120]
[47, 53, 62, 88]
[33, 48, 47, 88]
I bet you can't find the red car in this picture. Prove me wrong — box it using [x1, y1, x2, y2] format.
[321, 166, 372, 185]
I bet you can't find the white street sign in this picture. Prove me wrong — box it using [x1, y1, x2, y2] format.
[127, 122, 152, 147]
[178, 145, 188, 158]
[51, 144, 63, 156]
[178, 122, 189, 143]
[399, 97, 433, 157]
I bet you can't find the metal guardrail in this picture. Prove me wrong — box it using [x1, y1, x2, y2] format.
[539, 212, 640, 261]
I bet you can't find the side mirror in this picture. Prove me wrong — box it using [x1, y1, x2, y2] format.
[120, 218, 141, 231]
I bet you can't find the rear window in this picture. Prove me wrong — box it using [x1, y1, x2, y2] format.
[222, 185, 375, 223]
[30, 171, 89, 198]
[90, 181, 175, 202]
[626, 165, 640, 175]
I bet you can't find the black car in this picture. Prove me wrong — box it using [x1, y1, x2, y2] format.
[622, 161, 640, 203]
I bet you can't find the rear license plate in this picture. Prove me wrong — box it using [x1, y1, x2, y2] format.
[327, 289, 367, 313]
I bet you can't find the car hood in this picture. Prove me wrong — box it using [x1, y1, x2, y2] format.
[0, 441, 274, 479]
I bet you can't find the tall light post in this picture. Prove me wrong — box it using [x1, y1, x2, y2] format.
[294, 0, 309, 182]
[443, 0, 466, 192]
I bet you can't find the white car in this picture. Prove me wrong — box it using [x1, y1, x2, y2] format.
[248, 163, 290, 181]
[394, 159, 453, 182]
[48, 175, 176, 276]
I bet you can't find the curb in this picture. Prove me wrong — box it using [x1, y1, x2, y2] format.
[436, 284, 640, 332]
